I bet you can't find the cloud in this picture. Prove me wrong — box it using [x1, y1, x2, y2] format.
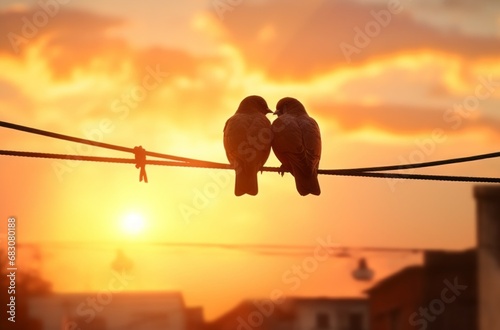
[313, 102, 500, 136]
[209, 0, 500, 80]
[0, 7, 217, 80]
[0, 78, 33, 110]
[1, 4, 499, 142]
[0, 7, 123, 49]
[0, 7, 129, 77]
[407, 0, 500, 37]
[0, 78, 38, 131]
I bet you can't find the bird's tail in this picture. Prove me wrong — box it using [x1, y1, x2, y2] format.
[235, 170, 258, 196]
[295, 174, 321, 196]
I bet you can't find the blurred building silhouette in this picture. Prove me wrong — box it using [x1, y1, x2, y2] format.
[28, 291, 205, 330]
[0, 249, 52, 330]
[366, 250, 477, 330]
[19, 187, 500, 330]
[364, 185, 500, 330]
[474, 185, 500, 330]
[210, 297, 368, 330]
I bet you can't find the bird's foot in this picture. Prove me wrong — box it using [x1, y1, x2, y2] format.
[278, 165, 288, 177]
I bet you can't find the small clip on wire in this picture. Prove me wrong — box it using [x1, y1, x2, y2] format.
[134, 146, 148, 183]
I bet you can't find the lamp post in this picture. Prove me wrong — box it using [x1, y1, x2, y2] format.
[352, 258, 374, 281]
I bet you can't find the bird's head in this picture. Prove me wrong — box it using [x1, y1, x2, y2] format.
[274, 97, 307, 116]
[237, 95, 273, 115]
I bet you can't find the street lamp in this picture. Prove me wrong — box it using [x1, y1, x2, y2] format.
[352, 258, 374, 281]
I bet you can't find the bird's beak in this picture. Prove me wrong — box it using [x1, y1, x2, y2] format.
[266, 109, 273, 114]
[273, 110, 280, 116]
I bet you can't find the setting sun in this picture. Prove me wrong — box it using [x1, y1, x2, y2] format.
[121, 213, 146, 235]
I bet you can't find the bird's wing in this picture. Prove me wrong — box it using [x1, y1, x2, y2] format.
[224, 114, 250, 164]
[299, 116, 321, 171]
[224, 114, 271, 170]
[272, 115, 301, 153]
[272, 115, 321, 176]
[271, 115, 307, 174]
[245, 114, 272, 169]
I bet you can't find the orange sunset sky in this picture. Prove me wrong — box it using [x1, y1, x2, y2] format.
[1, 0, 500, 319]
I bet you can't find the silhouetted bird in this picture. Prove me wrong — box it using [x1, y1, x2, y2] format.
[224, 95, 273, 196]
[271, 97, 321, 196]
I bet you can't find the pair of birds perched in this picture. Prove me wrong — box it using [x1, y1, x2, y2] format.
[223, 95, 321, 196]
